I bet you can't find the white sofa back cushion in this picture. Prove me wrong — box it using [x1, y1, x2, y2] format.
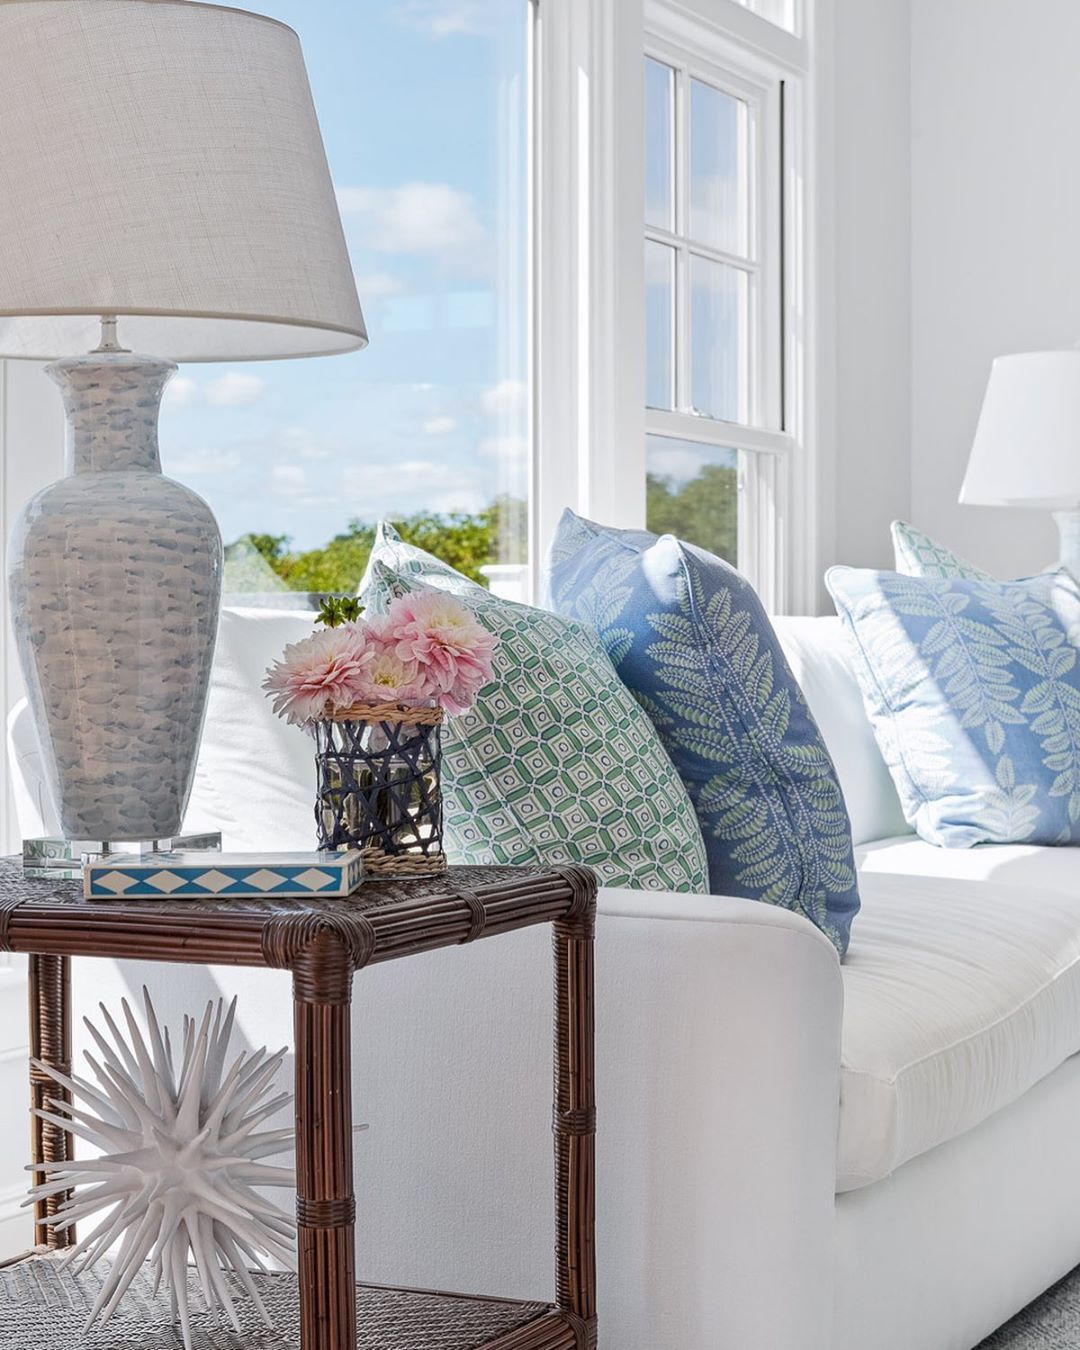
[183, 607, 318, 850]
[773, 617, 909, 847]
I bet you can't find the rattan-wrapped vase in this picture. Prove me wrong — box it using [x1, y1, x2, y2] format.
[314, 702, 446, 877]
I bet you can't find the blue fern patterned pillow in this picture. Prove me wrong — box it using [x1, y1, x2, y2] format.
[548, 510, 860, 956]
[827, 565, 1080, 848]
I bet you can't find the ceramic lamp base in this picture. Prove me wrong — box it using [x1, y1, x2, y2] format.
[8, 348, 222, 840]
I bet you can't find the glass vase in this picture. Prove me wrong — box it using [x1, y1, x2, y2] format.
[314, 704, 446, 878]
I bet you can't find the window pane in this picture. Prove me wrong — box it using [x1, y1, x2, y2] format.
[646, 436, 738, 565]
[163, 0, 531, 602]
[645, 240, 676, 410]
[690, 255, 748, 422]
[730, 0, 798, 32]
[645, 57, 674, 231]
[689, 79, 748, 256]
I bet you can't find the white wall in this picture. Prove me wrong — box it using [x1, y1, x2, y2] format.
[909, 0, 1080, 577]
[823, 0, 912, 583]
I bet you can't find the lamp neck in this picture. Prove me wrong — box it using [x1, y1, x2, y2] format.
[92, 313, 131, 355]
[44, 351, 177, 474]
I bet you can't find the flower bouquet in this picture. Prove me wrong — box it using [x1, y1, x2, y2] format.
[263, 592, 498, 877]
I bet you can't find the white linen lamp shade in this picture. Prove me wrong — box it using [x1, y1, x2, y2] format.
[0, 0, 366, 843]
[0, 0, 367, 359]
[962, 352, 1080, 509]
[961, 351, 1080, 576]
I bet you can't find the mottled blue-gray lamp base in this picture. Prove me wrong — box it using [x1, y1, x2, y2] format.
[22, 831, 223, 880]
[7, 343, 223, 842]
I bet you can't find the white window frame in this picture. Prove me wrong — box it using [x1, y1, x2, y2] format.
[533, 0, 817, 613]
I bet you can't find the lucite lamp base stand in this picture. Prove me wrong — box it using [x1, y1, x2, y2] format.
[22, 831, 222, 879]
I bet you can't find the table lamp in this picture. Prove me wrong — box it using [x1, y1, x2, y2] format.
[961, 351, 1080, 574]
[0, 0, 366, 844]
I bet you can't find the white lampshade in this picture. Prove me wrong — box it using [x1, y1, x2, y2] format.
[961, 351, 1080, 508]
[0, 0, 366, 362]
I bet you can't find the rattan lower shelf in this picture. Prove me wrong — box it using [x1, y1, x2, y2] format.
[0, 1253, 576, 1350]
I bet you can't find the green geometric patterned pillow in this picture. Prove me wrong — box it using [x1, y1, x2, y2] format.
[891, 520, 994, 581]
[360, 537, 709, 893]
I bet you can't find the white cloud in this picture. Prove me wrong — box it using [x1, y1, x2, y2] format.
[205, 372, 267, 408]
[478, 435, 528, 463]
[648, 444, 717, 484]
[479, 378, 528, 421]
[166, 447, 242, 476]
[395, 1, 490, 37]
[162, 375, 198, 412]
[340, 460, 484, 517]
[279, 426, 335, 460]
[271, 464, 308, 496]
[336, 182, 486, 258]
[422, 415, 459, 436]
[354, 270, 405, 300]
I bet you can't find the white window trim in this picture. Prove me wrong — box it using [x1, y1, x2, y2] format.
[535, 0, 821, 614]
[531, 0, 647, 596]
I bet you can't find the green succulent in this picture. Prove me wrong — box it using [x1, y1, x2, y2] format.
[316, 595, 365, 628]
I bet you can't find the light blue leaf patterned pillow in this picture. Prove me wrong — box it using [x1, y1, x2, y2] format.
[827, 565, 1080, 848]
[548, 510, 860, 956]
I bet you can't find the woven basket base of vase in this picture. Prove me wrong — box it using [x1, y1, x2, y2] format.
[362, 846, 448, 878]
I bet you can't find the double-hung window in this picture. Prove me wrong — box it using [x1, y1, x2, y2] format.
[642, 0, 805, 610]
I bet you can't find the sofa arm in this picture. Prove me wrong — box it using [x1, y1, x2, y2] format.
[336, 884, 843, 1350]
[595, 888, 843, 1350]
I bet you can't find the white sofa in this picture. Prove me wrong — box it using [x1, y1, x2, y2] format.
[11, 606, 1080, 1350]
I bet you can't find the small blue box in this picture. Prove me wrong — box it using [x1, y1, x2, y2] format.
[84, 850, 364, 900]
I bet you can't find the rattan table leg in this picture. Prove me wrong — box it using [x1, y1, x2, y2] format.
[553, 916, 596, 1349]
[28, 953, 74, 1249]
[292, 931, 357, 1350]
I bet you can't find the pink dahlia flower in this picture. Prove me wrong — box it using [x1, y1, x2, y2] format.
[262, 624, 375, 726]
[384, 590, 498, 714]
[353, 629, 427, 705]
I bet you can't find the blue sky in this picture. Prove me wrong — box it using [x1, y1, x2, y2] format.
[161, 1, 529, 551]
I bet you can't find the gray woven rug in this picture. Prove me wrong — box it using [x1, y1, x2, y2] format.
[977, 1267, 1080, 1348]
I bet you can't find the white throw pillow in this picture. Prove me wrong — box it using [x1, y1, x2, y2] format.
[772, 616, 910, 847]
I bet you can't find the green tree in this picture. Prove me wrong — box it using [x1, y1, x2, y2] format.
[646, 463, 738, 564]
[228, 496, 528, 595]
[246, 533, 289, 565]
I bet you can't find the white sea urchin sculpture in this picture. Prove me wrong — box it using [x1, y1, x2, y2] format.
[27, 990, 296, 1349]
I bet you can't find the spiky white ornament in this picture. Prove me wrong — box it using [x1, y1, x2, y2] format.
[27, 990, 296, 1350]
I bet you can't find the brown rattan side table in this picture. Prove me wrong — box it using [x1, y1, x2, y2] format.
[0, 857, 597, 1350]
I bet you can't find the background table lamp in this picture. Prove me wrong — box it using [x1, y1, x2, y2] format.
[0, 0, 366, 843]
[961, 351, 1080, 574]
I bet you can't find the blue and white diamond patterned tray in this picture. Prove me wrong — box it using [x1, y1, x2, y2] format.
[83, 850, 364, 900]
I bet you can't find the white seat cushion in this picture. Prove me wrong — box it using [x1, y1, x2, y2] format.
[858, 832, 1080, 893]
[838, 867, 1080, 1191]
